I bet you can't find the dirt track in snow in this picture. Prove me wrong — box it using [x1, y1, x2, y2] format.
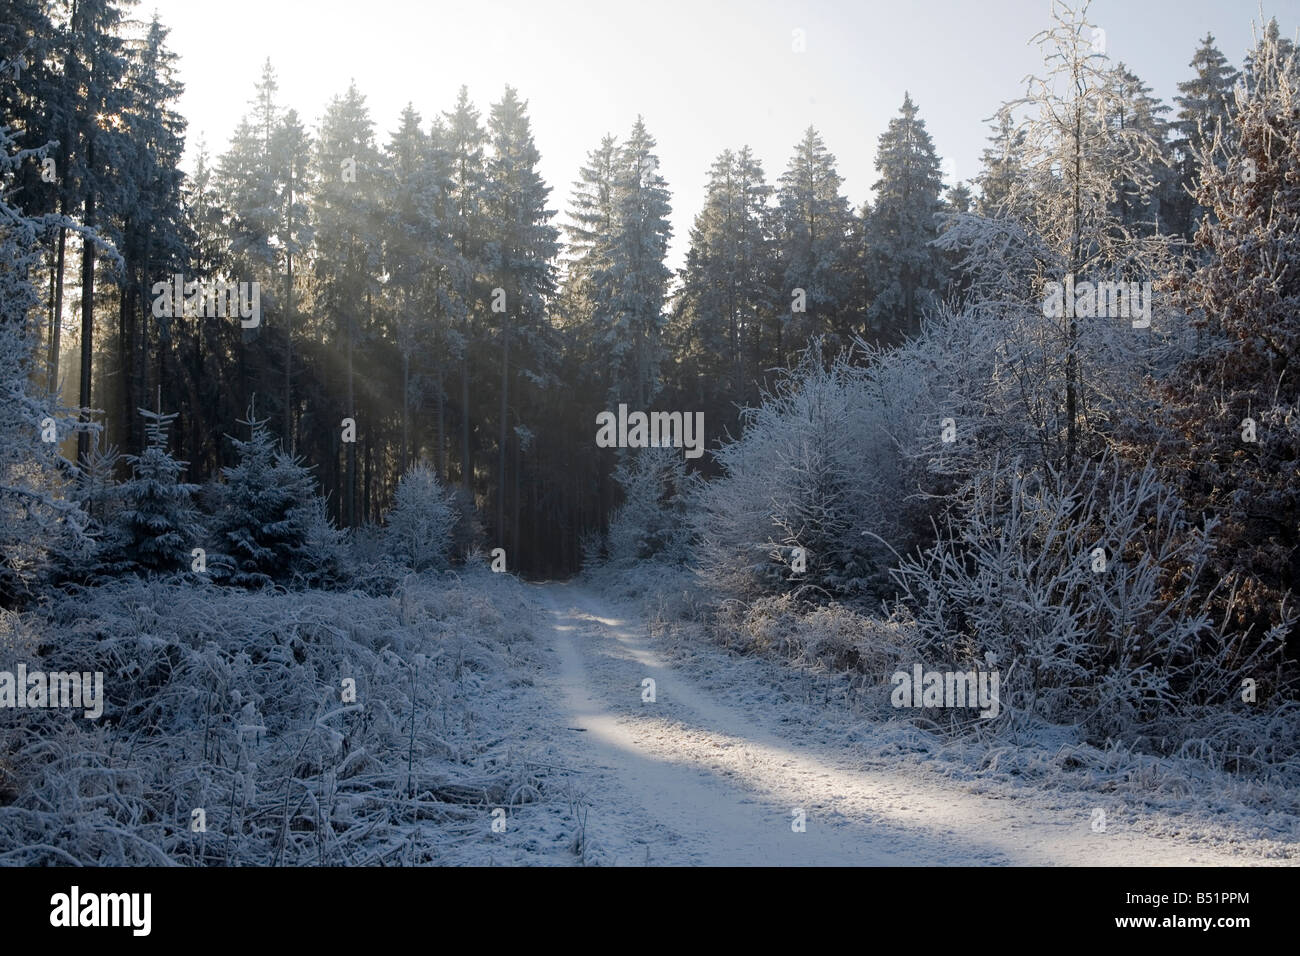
[534, 581, 1282, 866]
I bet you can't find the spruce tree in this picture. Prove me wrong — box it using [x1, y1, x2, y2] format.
[312, 81, 382, 526]
[1172, 34, 1240, 239]
[213, 404, 319, 588]
[112, 408, 200, 574]
[863, 94, 947, 344]
[609, 117, 672, 408]
[483, 86, 559, 546]
[774, 127, 855, 352]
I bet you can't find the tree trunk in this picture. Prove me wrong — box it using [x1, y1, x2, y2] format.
[347, 305, 356, 527]
[285, 217, 294, 452]
[47, 224, 66, 399]
[436, 353, 446, 482]
[401, 349, 410, 475]
[76, 145, 95, 468]
[461, 319, 471, 494]
[498, 313, 508, 546]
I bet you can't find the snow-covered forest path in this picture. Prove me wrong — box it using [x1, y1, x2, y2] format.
[533, 581, 1278, 866]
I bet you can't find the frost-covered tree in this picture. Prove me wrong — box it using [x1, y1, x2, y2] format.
[975, 106, 1029, 218]
[695, 346, 905, 601]
[606, 446, 693, 566]
[0, 115, 90, 604]
[1171, 34, 1240, 239]
[609, 118, 673, 407]
[863, 94, 947, 344]
[773, 128, 856, 354]
[212, 405, 321, 588]
[109, 408, 200, 574]
[385, 461, 456, 573]
[939, 0, 1171, 472]
[1106, 63, 1174, 236]
[1150, 28, 1300, 654]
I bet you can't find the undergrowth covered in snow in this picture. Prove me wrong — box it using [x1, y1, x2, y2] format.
[0, 569, 559, 865]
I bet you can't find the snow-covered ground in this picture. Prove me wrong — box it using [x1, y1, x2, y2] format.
[520, 580, 1298, 865]
[2, 572, 1295, 866]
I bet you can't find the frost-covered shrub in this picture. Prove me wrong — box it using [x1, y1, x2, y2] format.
[715, 592, 922, 678]
[606, 446, 693, 566]
[892, 455, 1294, 746]
[292, 494, 348, 589]
[695, 347, 906, 601]
[0, 571, 544, 864]
[385, 462, 456, 573]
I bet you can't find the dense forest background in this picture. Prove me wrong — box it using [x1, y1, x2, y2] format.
[3, 0, 1280, 579]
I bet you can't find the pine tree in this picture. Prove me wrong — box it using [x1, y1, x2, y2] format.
[117, 14, 191, 455]
[774, 127, 855, 352]
[609, 117, 672, 408]
[313, 81, 382, 527]
[441, 87, 489, 494]
[269, 107, 313, 449]
[63, 0, 135, 469]
[212, 404, 320, 588]
[561, 133, 621, 397]
[671, 147, 775, 421]
[1172, 34, 1240, 239]
[385, 461, 456, 573]
[863, 94, 947, 344]
[483, 86, 559, 547]
[1106, 63, 1173, 236]
[975, 106, 1028, 217]
[111, 408, 200, 574]
[381, 103, 436, 475]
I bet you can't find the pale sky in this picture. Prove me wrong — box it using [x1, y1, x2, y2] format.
[143, 0, 1297, 270]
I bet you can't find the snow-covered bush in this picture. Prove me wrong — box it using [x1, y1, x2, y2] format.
[694, 346, 907, 602]
[293, 494, 348, 589]
[385, 461, 456, 573]
[714, 592, 922, 678]
[892, 454, 1293, 745]
[209, 408, 328, 588]
[0, 570, 546, 865]
[606, 446, 693, 567]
